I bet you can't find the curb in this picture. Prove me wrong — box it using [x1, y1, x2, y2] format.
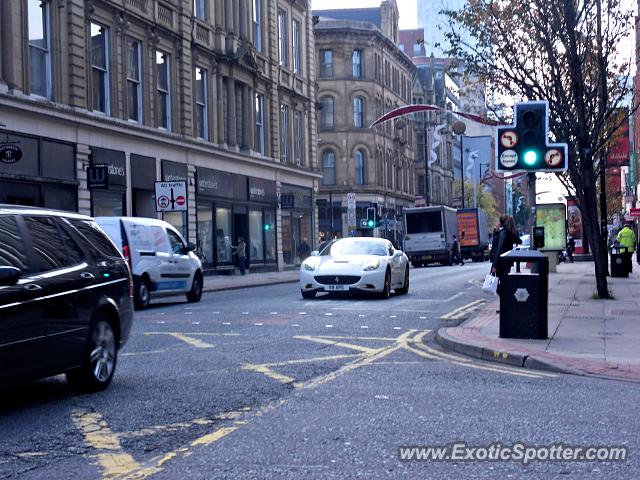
[434, 328, 584, 376]
[202, 278, 298, 293]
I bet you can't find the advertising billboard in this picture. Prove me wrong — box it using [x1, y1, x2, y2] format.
[536, 203, 567, 251]
[566, 197, 584, 254]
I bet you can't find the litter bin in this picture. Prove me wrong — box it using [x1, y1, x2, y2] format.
[498, 250, 548, 339]
[610, 245, 629, 278]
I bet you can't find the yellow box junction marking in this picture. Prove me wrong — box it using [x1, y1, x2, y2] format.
[440, 299, 486, 320]
[292, 335, 377, 353]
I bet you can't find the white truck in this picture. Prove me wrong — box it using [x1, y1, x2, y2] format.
[404, 206, 458, 267]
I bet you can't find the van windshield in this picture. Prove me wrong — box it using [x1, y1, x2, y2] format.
[406, 212, 442, 234]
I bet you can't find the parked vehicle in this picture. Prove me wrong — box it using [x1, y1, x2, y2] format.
[457, 208, 490, 262]
[404, 206, 458, 267]
[516, 234, 531, 250]
[0, 205, 133, 390]
[95, 217, 203, 309]
[299, 237, 409, 299]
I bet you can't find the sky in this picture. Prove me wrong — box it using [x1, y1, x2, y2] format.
[311, 0, 418, 29]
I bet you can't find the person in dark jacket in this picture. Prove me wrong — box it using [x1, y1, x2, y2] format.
[490, 215, 522, 300]
[297, 238, 311, 262]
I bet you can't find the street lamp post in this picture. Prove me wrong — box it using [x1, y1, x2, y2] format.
[452, 121, 467, 208]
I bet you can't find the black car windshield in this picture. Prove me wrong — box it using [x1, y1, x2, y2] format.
[329, 239, 387, 257]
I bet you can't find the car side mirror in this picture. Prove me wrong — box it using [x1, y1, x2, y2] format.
[0, 267, 21, 286]
[310, 250, 320, 257]
[183, 242, 196, 254]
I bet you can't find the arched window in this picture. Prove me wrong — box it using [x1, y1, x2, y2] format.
[355, 150, 366, 185]
[322, 150, 336, 185]
[320, 96, 334, 129]
[353, 96, 364, 128]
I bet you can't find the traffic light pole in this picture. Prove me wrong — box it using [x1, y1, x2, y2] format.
[528, 172, 536, 235]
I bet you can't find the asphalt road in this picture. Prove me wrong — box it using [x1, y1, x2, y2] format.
[1, 262, 639, 479]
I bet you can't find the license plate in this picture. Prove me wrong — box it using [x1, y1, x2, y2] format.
[325, 285, 349, 291]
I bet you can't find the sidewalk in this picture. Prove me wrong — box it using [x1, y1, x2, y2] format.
[436, 261, 640, 382]
[202, 269, 299, 293]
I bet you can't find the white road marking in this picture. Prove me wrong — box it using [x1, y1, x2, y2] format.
[222, 322, 231, 325]
[254, 323, 263, 326]
[420, 316, 426, 319]
[299, 312, 306, 315]
[185, 312, 193, 315]
[325, 325, 333, 328]
[359, 314, 366, 317]
[325, 313, 333, 316]
[192, 321, 200, 325]
[292, 324, 300, 327]
[442, 292, 464, 303]
[360, 325, 368, 329]
[270, 312, 278, 315]
[157, 321, 165, 324]
[393, 327, 402, 330]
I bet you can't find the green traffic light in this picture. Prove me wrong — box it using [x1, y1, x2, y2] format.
[264, 224, 270, 231]
[524, 150, 537, 165]
[367, 220, 374, 227]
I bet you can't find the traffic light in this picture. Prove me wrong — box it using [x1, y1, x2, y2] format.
[496, 101, 568, 172]
[367, 207, 376, 228]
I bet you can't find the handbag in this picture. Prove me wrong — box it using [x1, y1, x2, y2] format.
[482, 273, 499, 295]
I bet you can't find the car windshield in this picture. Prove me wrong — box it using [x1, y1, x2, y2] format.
[329, 239, 387, 257]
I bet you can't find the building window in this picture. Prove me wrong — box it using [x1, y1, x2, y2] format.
[195, 67, 208, 140]
[353, 97, 364, 128]
[294, 111, 304, 166]
[319, 49, 333, 77]
[352, 49, 362, 78]
[28, 0, 51, 98]
[255, 93, 265, 154]
[413, 43, 421, 56]
[320, 96, 334, 129]
[280, 104, 290, 162]
[322, 151, 336, 185]
[278, 10, 288, 67]
[126, 38, 142, 122]
[156, 51, 171, 130]
[355, 150, 366, 185]
[253, 0, 262, 52]
[194, 0, 206, 20]
[91, 23, 109, 114]
[292, 19, 301, 75]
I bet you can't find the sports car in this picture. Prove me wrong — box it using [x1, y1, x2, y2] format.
[299, 237, 410, 299]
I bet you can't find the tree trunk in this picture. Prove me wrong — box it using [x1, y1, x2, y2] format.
[580, 168, 610, 298]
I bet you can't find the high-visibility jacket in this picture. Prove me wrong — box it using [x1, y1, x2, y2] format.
[617, 227, 636, 253]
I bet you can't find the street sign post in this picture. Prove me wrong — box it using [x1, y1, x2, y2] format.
[155, 181, 188, 212]
[347, 192, 356, 228]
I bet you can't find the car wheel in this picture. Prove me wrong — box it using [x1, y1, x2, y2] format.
[67, 314, 117, 392]
[187, 272, 203, 303]
[301, 289, 316, 299]
[396, 267, 409, 295]
[134, 276, 151, 310]
[378, 269, 391, 299]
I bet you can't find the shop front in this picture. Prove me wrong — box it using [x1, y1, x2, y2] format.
[196, 168, 277, 273]
[90, 147, 126, 216]
[162, 160, 188, 238]
[280, 184, 313, 266]
[0, 130, 77, 210]
[131, 154, 157, 218]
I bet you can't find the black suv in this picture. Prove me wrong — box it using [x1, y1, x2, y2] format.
[0, 205, 133, 391]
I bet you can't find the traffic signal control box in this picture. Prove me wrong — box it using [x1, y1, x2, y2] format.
[496, 101, 568, 172]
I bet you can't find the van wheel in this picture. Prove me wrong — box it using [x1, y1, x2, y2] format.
[67, 314, 117, 392]
[187, 272, 203, 303]
[134, 276, 151, 310]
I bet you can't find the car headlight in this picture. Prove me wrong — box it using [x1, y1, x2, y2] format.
[302, 260, 317, 271]
[362, 259, 380, 271]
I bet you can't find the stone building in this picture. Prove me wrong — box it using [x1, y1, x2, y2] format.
[313, 1, 415, 242]
[0, 0, 319, 272]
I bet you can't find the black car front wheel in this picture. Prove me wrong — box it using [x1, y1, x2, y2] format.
[67, 314, 117, 392]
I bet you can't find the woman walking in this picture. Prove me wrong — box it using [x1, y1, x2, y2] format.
[490, 215, 521, 303]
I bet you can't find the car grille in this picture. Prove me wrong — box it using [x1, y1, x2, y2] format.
[314, 275, 361, 285]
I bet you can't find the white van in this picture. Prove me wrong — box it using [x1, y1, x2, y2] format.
[95, 217, 203, 309]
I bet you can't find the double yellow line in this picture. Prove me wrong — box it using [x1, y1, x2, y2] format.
[440, 299, 486, 320]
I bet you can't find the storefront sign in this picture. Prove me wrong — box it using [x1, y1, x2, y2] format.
[0, 143, 22, 164]
[87, 165, 109, 190]
[197, 168, 237, 198]
[281, 193, 295, 209]
[248, 177, 277, 203]
[91, 148, 126, 186]
[162, 159, 188, 183]
[155, 181, 188, 212]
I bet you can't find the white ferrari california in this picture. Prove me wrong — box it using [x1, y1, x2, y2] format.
[299, 237, 410, 299]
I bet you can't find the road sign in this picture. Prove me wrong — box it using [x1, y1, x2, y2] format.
[155, 181, 188, 212]
[630, 208, 640, 217]
[347, 192, 356, 209]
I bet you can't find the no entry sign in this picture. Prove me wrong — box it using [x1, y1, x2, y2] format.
[155, 181, 188, 212]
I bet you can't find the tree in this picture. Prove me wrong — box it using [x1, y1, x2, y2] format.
[443, 0, 636, 298]
[454, 179, 498, 225]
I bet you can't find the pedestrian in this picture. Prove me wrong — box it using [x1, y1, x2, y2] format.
[567, 236, 575, 263]
[297, 237, 311, 262]
[231, 237, 247, 275]
[491, 215, 522, 311]
[489, 221, 500, 262]
[451, 235, 463, 265]
[617, 223, 636, 273]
